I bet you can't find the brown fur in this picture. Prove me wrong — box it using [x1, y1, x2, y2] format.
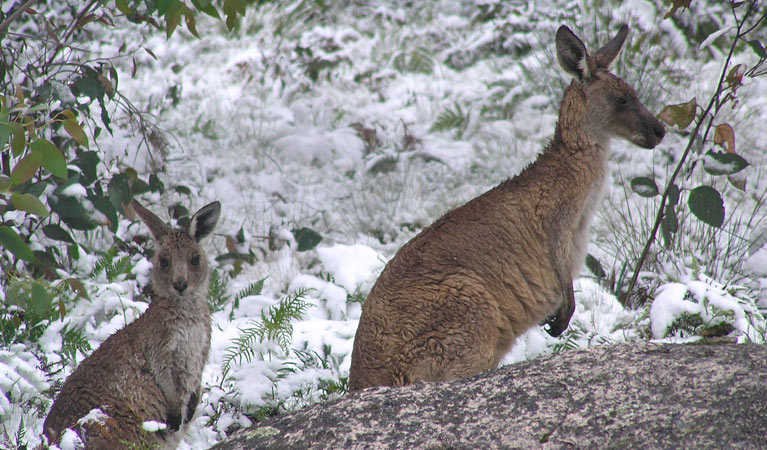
[349, 25, 665, 391]
[43, 200, 221, 449]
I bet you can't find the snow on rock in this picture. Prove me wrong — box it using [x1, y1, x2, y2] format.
[650, 276, 766, 341]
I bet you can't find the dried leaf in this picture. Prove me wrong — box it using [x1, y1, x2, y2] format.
[659, 98, 696, 129]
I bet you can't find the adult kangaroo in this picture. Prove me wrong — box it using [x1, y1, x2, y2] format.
[349, 24, 665, 391]
[44, 200, 221, 449]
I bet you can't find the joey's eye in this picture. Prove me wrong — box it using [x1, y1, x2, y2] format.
[189, 255, 200, 267]
[159, 257, 170, 268]
[615, 96, 628, 105]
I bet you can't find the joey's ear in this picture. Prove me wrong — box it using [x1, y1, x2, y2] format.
[594, 24, 629, 69]
[187, 201, 221, 242]
[556, 25, 591, 81]
[131, 200, 171, 240]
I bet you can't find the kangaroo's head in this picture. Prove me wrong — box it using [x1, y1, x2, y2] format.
[131, 200, 221, 302]
[555, 24, 665, 149]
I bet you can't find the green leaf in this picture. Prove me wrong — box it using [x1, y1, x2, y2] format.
[688, 186, 724, 228]
[90, 193, 118, 232]
[630, 177, 659, 197]
[0, 122, 11, 146]
[0, 175, 10, 192]
[748, 40, 766, 58]
[11, 192, 49, 218]
[585, 254, 606, 278]
[661, 204, 678, 248]
[194, 0, 220, 19]
[10, 152, 42, 187]
[108, 173, 132, 213]
[74, 151, 100, 185]
[50, 196, 86, 218]
[115, 0, 133, 14]
[174, 185, 192, 195]
[43, 224, 75, 244]
[0, 226, 36, 262]
[703, 150, 749, 176]
[166, 1, 183, 38]
[292, 227, 323, 252]
[659, 98, 696, 129]
[61, 215, 98, 231]
[149, 174, 164, 193]
[31, 139, 67, 178]
[8, 122, 25, 156]
[30, 283, 51, 317]
[667, 183, 680, 206]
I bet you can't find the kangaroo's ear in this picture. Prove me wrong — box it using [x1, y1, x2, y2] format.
[594, 24, 629, 70]
[187, 201, 221, 242]
[131, 200, 171, 240]
[556, 25, 592, 81]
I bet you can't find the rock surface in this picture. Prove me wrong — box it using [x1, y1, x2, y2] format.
[212, 342, 767, 449]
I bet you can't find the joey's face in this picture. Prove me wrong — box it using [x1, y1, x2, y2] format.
[584, 71, 665, 149]
[152, 231, 208, 299]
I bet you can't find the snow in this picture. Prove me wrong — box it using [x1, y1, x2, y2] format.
[1, 1, 767, 449]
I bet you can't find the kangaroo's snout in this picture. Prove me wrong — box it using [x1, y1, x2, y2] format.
[173, 279, 189, 294]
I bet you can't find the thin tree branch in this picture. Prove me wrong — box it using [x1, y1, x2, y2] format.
[0, 0, 39, 35]
[624, 1, 757, 306]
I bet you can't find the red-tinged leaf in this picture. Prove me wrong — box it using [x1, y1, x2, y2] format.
[166, 3, 182, 38]
[62, 115, 89, 148]
[713, 123, 735, 153]
[30, 139, 67, 178]
[11, 192, 49, 218]
[184, 6, 199, 38]
[58, 298, 66, 320]
[0, 226, 36, 262]
[659, 98, 696, 129]
[10, 152, 42, 186]
[62, 278, 89, 299]
[664, 0, 692, 19]
[726, 64, 745, 92]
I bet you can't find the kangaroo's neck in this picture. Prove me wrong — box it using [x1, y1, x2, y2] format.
[498, 81, 611, 248]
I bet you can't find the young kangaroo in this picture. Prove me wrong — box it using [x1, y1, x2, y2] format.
[43, 200, 221, 449]
[349, 25, 665, 391]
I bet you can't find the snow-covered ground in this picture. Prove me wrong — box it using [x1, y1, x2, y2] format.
[2, 1, 766, 448]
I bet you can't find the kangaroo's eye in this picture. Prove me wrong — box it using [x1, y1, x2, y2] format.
[615, 96, 628, 105]
[189, 256, 200, 267]
[159, 257, 170, 268]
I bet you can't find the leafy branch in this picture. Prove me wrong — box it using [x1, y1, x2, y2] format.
[625, 0, 767, 306]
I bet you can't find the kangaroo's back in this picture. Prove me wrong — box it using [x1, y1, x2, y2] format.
[43, 200, 221, 449]
[349, 24, 664, 391]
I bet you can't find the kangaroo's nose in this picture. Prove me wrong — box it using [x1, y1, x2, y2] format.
[173, 280, 188, 294]
[653, 122, 666, 141]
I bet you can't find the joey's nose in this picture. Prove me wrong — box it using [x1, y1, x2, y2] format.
[173, 280, 188, 294]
